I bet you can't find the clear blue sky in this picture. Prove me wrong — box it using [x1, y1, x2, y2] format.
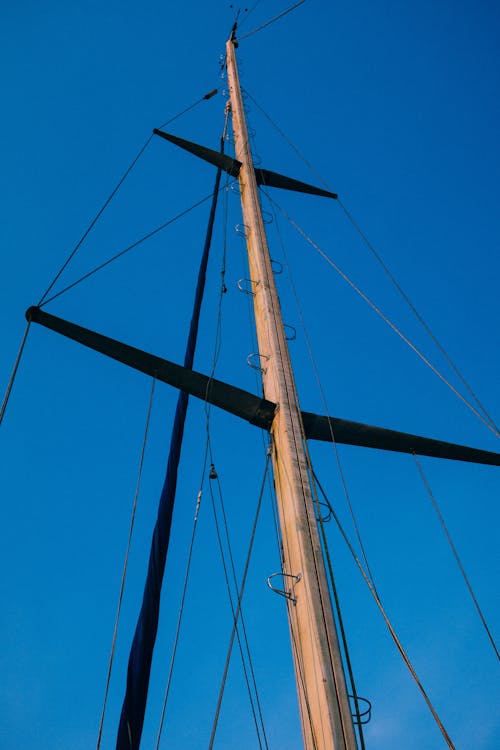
[1, 2, 499, 749]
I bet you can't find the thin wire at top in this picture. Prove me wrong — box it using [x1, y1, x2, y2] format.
[238, 0, 306, 41]
[40, 188, 228, 306]
[38, 91, 218, 306]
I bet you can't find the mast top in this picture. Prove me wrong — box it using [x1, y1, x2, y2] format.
[229, 20, 238, 44]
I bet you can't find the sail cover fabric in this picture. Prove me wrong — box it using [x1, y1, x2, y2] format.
[116, 154, 224, 749]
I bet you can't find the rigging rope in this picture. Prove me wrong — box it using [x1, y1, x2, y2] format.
[311, 470, 367, 750]
[286, 610, 319, 750]
[38, 91, 218, 306]
[245, 88, 499, 436]
[0, 321, 31, 429]
[337, 198, 500, 437]
[155, 135, 234, 748]
[154, 479, 207, 748]
[116, 136, 225, 750]
[207, 449, 272, 750]
[198, 145, 269, 748]
[206, 455, 267, 749]
[288, 414, 363, 749]
[2, 95, 220, 434]
[244, 160, 356, 746]
[413, 453, 499, 661]
[41, 189, 225, 307]
[264, 190, 499, 440]
[314, 477, 457, 750]
[237, 0, 263, 30]
[266, 196, 378, 593]
[96, 378, 156, 750]
[237, 0, 306, 41]
[37, 135, 153, 306]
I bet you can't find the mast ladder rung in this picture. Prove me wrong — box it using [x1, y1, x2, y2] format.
[267, 572, 302, 605]
[235, 222, 249, 237]
[270, 259, 283, 274]
[246, 352, 269, 373]
[237, 278, 260, 295]
[349, 695, 372, 725]
[315, 500, 332, 523]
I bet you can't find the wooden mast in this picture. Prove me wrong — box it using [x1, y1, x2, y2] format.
[225, 32, 358, 750]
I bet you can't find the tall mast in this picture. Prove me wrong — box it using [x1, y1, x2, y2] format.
[226, 33, 358, 750]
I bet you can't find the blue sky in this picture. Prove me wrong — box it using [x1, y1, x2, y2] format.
[1, 2, 499, 749]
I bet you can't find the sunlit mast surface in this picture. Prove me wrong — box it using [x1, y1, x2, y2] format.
[226, 31, 358, 750]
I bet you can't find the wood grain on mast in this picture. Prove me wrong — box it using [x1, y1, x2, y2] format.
[225, 32, 358, 750]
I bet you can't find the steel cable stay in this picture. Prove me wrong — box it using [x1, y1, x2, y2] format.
[155, 114, 248, 749]
[232, 168, 284, 585]
[234, 196, 281, 587]
[263, 196, 497, 715]
[270, 449, 329, 750]
[114, 117, 228, 749]
[412, 453, 499, 661]
[205, 451, 268, 750]
[286, 611, 319, 750]
[201, 171, 270, 750]
[38, 90, 220, 307]
[244, 87, 498, 436]
[201, 443, 270, 745]
[156, 433, 269, 749]
[263, 195, 378, 595]
[236, 1, 263, 32]
[0, 93, 222, 430]
[155, 422, 213, 749]
[151, 135, 269, 749]
[207, 449, 272, 750]
[228, 119, 281, 600]
[232, 113, 365, 747]
[0, 320, 31, 429]
[297, 442, 362, 750]
[200, 171, 270, 747]
[232, 146, 351, 742]
[336, 198, 500, 437]
[263, 363, 355, 750]
[237, 0, 307, 41]
[310, 470, 368, 750]
[152, 275, 222, 746]
[96, 377, 157, 750]
[154, 485, 204, 750]
[311, 471, 457, 750]
[268, 316, 356, 749]
[41, 185, 233, 307]
[155, 229, 227, 747]
[262, 195, 372, 747]
[263, 189, 499, 441]
[254, 183, 459, 747]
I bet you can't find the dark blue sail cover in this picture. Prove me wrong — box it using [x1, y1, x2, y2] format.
[116, 158, 223, 749]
